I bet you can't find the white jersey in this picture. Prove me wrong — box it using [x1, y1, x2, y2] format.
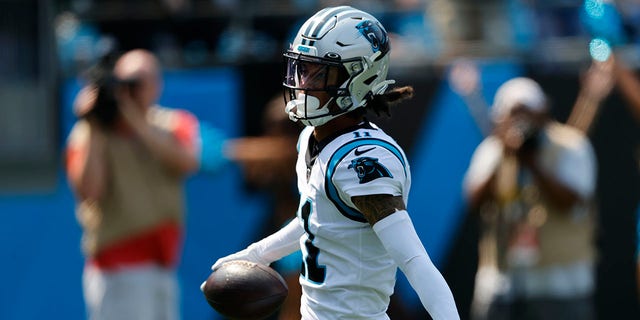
[294, 122, 411, 320]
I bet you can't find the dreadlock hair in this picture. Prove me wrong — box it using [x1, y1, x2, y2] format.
[346, 85, 415, 119]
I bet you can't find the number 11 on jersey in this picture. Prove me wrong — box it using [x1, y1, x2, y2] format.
[300, 199, 326, 284]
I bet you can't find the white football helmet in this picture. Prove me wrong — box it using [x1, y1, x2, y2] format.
[283, 6, 395, 126]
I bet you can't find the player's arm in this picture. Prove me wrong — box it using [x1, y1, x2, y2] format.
[352, 194, 405, 224]
[211, 218, 304, 270]
[352, 194, 461, 320]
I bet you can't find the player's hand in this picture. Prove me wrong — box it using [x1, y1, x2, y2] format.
[211, 244, 268, 271]
[205, 245, 270, 292]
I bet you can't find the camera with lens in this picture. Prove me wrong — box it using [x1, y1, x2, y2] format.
[520, 129, 540, 153]
[82, 56, 139, 128]
[513, 119, 540, 153]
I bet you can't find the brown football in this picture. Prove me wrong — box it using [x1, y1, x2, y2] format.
[202, 260, 288, 320]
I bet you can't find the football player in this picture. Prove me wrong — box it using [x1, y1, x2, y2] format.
[207, 6, 460, 319]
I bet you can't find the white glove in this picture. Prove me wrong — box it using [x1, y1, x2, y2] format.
[202, 218, 304, 292]
[208, 218, 304, 271]
[211, 243, 270, 270]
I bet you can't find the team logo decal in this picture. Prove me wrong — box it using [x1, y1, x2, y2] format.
[348, 156, 393, 184]
[356, 20, 389, 54]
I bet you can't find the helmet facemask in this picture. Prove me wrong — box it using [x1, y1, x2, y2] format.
[283, 52, 353, 126]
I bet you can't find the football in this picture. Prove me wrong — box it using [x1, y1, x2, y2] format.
[202, 260, 288, 320]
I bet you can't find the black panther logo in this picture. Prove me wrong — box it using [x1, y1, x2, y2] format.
[356, 20, 390, 55]
[347, 156, 393, 184]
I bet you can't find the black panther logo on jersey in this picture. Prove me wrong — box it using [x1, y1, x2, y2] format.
[348, 156, 393, 184]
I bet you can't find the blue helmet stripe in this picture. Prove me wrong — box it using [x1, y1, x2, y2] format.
[325, 138, 407, 222]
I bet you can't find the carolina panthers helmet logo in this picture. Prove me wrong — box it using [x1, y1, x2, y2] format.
[348, 156, 393, 184]
[356, 20, 390, 54]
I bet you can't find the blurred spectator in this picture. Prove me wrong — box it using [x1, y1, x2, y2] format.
[463, 77, 598, 320]
[65, 49, 201, 320]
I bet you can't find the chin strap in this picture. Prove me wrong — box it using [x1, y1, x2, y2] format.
[371, 79, 395, 95]
[287, 93, 346, 127]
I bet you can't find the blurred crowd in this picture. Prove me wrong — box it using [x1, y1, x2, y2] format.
[54, 0, 640, 75]
[2, 0, 639, 319]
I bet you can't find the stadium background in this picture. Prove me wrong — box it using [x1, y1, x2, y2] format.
[0, 0, 639, 319]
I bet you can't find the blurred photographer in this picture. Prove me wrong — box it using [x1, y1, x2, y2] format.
[73, 54, 133, 128]
[463, 78, 598, 320]
[65, 49, 200, 320]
